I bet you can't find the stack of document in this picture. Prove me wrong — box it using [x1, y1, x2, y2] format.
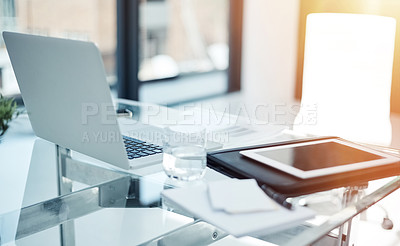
[162, 179, 315, 237]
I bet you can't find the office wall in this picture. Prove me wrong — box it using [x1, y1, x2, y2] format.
[241, 0, 300, 104]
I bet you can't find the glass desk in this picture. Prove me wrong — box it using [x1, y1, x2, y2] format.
[1, 100, 400, 246]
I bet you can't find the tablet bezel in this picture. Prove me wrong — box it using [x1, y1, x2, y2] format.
[239, 139, 400, 179]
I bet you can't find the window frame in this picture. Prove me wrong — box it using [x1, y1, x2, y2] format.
[116, 0, 243, 101]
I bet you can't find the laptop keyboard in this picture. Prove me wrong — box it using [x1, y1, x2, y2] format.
[123, 136, 163, 160]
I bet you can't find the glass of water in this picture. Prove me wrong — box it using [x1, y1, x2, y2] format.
[162, 125, 206, 181]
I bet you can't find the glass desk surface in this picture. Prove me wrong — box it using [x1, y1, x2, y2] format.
[1, 101, 400, 246]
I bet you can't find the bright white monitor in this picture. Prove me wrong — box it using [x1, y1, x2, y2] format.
[294, 13, 396, 146]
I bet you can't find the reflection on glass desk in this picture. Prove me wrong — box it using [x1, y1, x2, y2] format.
[1, 100, 400, 246]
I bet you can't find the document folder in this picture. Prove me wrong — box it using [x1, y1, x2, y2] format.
[207, 137, 400, 196]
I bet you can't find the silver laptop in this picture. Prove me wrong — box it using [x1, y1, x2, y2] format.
[3, 31, 163, 170]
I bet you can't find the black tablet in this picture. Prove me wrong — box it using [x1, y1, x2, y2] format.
[240, 139, 399, 179]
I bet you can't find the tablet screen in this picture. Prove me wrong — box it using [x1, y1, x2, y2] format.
[255, 141, 383, 171]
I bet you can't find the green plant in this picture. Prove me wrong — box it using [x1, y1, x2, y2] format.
[0, 94, 19, 136]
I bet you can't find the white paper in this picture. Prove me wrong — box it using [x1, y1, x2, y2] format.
[208, 179, 277, 213]
[162, 184, 315, 237]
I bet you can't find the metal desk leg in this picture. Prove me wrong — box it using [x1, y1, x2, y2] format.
[283, 176, 400, 246]
[337, 186, 365, 246]
[56, 145, 75, 246]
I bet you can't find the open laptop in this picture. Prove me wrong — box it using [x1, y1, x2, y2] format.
[3, 31, 164, 170]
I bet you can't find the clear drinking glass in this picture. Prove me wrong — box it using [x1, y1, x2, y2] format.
[162, 125, 206, 181]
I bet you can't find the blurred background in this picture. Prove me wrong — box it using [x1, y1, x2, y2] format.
[0, 0, 231, 105]
[0, 0, 399, 111]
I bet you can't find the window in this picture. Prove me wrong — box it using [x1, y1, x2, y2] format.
[117, 0, 243, 105]
[0, 0, 243, 104]
[0, 0, 117, 96]
[139, 0, 229, 81]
